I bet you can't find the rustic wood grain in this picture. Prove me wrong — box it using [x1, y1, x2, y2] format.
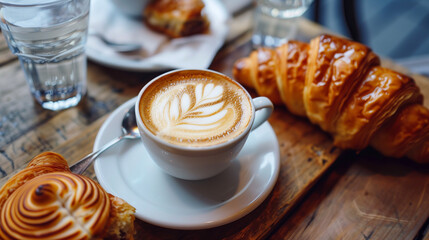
[270, 149, 429, 240]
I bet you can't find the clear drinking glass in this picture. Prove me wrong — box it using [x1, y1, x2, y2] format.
[252, 0, 314, 48]
[0, 0, 90, 111]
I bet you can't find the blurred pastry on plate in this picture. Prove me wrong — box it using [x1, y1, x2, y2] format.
[0, 152, 136, 240]
[143, 0, 210, 38]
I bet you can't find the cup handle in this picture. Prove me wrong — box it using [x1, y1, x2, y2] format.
[251, 97, 274, 131]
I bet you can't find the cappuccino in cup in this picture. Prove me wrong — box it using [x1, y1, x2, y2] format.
[135, 69, 273, 180]
[139, 70, 252, 147]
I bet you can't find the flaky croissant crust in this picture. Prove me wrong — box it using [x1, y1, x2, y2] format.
[233, 34, 429, 163]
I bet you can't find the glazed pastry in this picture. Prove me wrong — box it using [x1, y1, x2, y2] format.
[143, 0, 210, 38]
[234, 40, 309, 116]
[0, 152, 136, 240]
[233, 34, 428, 163]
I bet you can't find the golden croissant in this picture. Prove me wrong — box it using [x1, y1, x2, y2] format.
[233, 34, 429, 163]
[0, 152, 136, 240]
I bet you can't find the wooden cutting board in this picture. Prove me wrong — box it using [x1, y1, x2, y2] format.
[1, 34, 428, 239]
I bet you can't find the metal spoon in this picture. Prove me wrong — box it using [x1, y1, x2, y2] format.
[91, 33, 142, 53]
[70, 105, 140, 175]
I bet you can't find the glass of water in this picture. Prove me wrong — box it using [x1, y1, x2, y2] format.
[0, 0, 90, 111]
[252, 0, 314, 48]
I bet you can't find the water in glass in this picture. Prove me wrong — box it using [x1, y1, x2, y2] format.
[0, 0, 90, 111]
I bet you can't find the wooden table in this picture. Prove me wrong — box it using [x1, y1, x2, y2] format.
[1, 5, 429, 240]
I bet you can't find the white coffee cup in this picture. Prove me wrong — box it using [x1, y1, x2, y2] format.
[135, 69, 273, 180]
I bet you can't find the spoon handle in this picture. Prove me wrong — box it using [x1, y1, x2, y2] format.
[70, 136, 124, 175]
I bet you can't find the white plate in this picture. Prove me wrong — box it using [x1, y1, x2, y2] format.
[94, 97, 280, 230]
[86, 0, 229, 72]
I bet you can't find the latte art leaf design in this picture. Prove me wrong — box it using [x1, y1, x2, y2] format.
[142, 75, 252, 147]
[159, 83, 228, 133]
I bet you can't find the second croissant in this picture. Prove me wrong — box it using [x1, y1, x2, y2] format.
[233, 34, 429, 163]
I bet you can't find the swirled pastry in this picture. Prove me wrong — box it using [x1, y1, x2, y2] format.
[0, 152, 135, 240]
[233, 34, 429, 163]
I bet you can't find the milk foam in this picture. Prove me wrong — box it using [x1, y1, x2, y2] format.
[140, 73, 252, 147]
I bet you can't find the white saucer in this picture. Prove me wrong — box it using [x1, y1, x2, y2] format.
[94, 98, 280, 230]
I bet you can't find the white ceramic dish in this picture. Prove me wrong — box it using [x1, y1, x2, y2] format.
[93, 97, 280, 230]
[86, 0, 229, 72]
